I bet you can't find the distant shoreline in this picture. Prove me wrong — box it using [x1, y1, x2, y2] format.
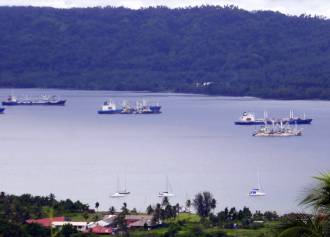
[0, 87, 328, 101]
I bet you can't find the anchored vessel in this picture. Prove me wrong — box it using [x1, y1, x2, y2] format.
[235, 111, 312, 125]
[111, 190, 130, 198]
[98, 100, 122, 114]
[0, 107, 5, 113]
[2, 95, 66, 106]
[110, 177, 130, 198]
[253, 122, 302, 137]
[135, 100, 162, 114]
[98, 99, 162, 114]
[284, 110, 312, 125]
[158, 176, 175, 198]
[248, 172, 266, 197]
[234, 112, 266, 125]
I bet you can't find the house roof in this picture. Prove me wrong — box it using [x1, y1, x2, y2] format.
[125, 215, 152, 221]
[90, 225, 113, 234]
[26, 217, 66, 228]
[102, 214, 116, 221]
[126, 215, 153, 227]
[128, 219, 151, 227]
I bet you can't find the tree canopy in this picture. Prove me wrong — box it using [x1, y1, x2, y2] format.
[1, 6, 330, 99]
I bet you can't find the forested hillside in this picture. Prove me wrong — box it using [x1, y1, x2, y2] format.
[1, 6, 330, 99]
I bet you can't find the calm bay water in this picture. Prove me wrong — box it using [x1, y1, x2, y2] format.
[0, 89, 329, 214]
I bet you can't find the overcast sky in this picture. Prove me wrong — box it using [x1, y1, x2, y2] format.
[0, 0, 329, 17]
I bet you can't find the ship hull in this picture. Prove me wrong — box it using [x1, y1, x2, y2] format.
[287, 119, 312, 124]
[235, 121, 265, 125]
[150, 106, 161, 114]
[253, 133, 302, 137]
[2, 100, 66, 106]
[264, 119, 313, 125]
[238, 119, 313, 125]
[138, 111, 162, 114]
[97, 110, 122, 114]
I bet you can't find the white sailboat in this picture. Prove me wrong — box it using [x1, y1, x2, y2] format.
[158, 176, 175, 197]
[111, 176, 130, 198]
[248, 172, 266, 197]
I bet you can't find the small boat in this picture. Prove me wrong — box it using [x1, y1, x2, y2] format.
[234, 112, 266, 125]
[249, 188, 266, 197]
[110, 176, 130, 198]
[98, 100, 122, 114]
[0, 107, 5, 113]
[2, 95, 66, 106]
[158, 176, 175, 198]
[248, 172, 266, 197]
[253, 122, 302, 137]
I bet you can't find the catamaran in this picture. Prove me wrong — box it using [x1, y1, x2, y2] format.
[248, 172, 266, 197]
[158, 176, 175, 197]
[110, 176, 130, 198]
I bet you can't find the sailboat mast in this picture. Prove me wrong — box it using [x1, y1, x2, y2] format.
[166, 176, 168, 192]
[116, 175, 120, 192]
[124, 175, 127, 192]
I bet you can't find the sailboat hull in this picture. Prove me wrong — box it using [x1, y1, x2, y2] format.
[158, 193, 175, 197]
[110, 192, 129, 198]
[248, 192, 266, 196]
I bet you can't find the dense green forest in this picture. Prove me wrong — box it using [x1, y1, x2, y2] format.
[0, 6, 330, 99]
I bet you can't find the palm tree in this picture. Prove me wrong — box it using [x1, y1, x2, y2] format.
[186, 199, 191, 213]
[109, 206, 116, 214]
[277, 213, 323, 237]
[95, 202, 100, 213]
[301, 172, 330, 215]
[277, 172, 330, 237]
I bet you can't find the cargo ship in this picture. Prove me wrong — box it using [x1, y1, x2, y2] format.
[284, 110, 312, 125]
[2, 95, 66, 106]
[97, 100, 122, 114]
[235, 111, 312, 125]
[98, 99, 162, 114]
[234, 112, 266, 125]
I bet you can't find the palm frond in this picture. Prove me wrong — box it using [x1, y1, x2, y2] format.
[300, 172, 330, 212]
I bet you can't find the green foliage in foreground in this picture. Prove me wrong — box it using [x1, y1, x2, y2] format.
[0, 171, 330, 236]
[1, 6, 330, 99]
[275, 172, 330, 237]
[130, 213, 276, 237]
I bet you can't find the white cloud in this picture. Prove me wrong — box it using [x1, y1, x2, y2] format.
[0, 0, 329, 17]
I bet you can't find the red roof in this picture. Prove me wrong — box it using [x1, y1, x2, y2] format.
[90, 225, 113, 234]
[26, 217, 66, 228]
